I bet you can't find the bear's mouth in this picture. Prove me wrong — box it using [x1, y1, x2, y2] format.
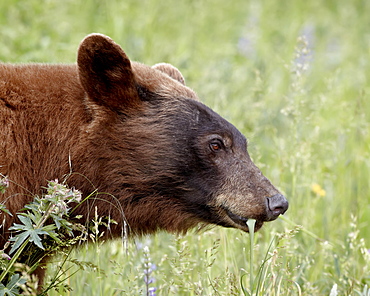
[225, 209, 263, 232]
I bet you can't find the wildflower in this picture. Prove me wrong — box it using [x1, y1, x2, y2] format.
[143, 246, 157, 296]
[329, 283, 338, 296]
[0, 241, 11, 260]
[311, 183, 326, 197]
[1, 252, 11, 260]
[293, 34, 313, 76]
[0, 176, 9, 193]
[42, 179, 82, 217]
[148, 287, 157, 296]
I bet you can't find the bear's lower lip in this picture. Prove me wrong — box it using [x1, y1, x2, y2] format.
[226, 209, 249, 224]
[224, 209, 264, 232]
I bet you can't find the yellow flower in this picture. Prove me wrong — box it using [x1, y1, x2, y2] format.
[311, 183, 326, 197]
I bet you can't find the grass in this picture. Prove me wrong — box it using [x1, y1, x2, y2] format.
[1, 0, 370, 295]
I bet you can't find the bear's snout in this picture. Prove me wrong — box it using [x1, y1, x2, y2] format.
[266, 194, 289, 221]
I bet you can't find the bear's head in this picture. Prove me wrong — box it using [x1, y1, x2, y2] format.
[75, 34, 288, 235]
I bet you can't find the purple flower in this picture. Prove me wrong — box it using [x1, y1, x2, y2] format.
[143, 246, 157, 296]
[148, 287, 157, 296]
[1, 253, 11, 260]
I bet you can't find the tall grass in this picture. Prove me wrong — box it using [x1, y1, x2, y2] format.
[1, 0, 369, 295]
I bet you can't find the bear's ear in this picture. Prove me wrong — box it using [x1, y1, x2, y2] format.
[152, 63, 186, 85]
[77, 34, 140, 112]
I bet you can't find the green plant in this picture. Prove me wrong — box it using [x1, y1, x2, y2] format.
[0, 179, 92, 295]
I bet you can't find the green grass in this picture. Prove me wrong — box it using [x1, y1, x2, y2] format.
[1, 0, 370, 294]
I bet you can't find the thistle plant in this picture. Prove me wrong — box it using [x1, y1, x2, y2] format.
[7, 180, 82, 255]
[0, 179, 87, 295]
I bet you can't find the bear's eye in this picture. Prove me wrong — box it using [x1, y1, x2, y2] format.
[209, 139, 223, 152]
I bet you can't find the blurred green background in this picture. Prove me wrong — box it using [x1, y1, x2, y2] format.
[1, 0, 369, 295]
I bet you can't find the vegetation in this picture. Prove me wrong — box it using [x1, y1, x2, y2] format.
[1, 0, 369, 295]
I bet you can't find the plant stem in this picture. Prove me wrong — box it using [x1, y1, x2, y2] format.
[0, 238, 30, 282]
[247, 219, 256, 295]
[37, 203, 56, 229]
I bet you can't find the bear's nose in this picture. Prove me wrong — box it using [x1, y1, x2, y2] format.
[266, 194, 289, 221]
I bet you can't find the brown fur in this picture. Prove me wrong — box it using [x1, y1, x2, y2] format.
[0, 60, 197, 238]
[0, 34, 288, 283]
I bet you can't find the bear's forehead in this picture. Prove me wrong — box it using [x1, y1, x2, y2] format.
[187, 99, 247, 147]
[132, 62, 198, 101]
[131, 62, 246, 147]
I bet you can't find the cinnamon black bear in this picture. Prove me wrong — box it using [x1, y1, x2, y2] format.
[0, 34, 288, 250]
